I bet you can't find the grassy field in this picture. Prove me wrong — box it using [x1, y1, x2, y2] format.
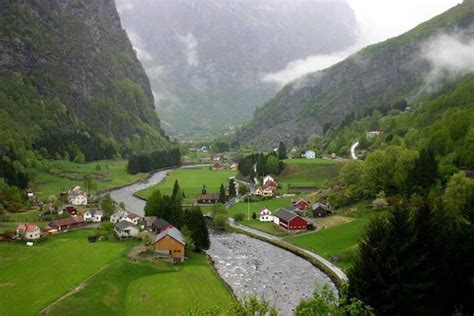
[32, 160, 147, 200]
[125, 253, 235, 315]
[284, 205, 388, 271]
[279, 158, 341, 192]
[136, 167, 237, 199]
[227, 198, 292, 218]
[0, 230, 129, 315]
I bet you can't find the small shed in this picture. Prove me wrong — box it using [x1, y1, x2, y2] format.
[154, 227, 186, 263]
[312, 203, 332, 217]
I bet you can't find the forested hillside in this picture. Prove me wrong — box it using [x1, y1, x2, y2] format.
[238, 0, 474, 149]
[0, 1, 171, 190]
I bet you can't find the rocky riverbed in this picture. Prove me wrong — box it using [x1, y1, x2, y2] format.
[207, 232, 337, 315]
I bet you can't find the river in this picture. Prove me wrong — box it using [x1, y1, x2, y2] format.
[109, 168, 337, 315]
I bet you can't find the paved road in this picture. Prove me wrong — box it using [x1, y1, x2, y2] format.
[228, 219, 349, 283]
[350, 141, 359, 160]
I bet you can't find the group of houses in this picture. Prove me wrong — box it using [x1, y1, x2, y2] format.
[254, 175, 279, 197]
[256, 198, 332, 234]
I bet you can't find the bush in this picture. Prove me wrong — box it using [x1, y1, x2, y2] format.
[213, 213, 228, 231]
[234, 213, 245, 221]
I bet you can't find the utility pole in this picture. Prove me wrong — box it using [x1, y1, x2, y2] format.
[247, 195, 250, 221]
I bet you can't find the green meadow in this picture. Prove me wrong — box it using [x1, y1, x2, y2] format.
[279, 158, 341, 192]
[136, 167, 237, 199]
[0, 230, 234, 316]
[32, 160, 147, 200]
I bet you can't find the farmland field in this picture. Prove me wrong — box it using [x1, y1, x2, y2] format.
[0, 230, 234, 315]
[32, 160, 147, 200]
[0, 230, 129, 315]
[135, 167, 237, 199]
[279, 158, 341, 192]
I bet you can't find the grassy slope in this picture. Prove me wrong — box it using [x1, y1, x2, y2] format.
[125, 253, 234, 315]
[0, 230, 128, 315]
[136, 167, 237, 199]
[279, 158, 341, 192]
[32, 160, 147, 200]
[285, 204, 388, 271]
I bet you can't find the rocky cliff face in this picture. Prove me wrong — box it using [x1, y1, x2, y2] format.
[0, 0, 167, 146]
[238, 1, 474, 149]
[117, 0, 357, 138]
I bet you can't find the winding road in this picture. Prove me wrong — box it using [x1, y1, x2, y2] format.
[350, 141, 359, 160]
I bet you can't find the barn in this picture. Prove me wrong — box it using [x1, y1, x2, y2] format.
[274, 207, 308, 233]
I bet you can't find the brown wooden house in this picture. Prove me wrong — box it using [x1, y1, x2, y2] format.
[154, 227, 186, 263]
[312, 203, 332, 217]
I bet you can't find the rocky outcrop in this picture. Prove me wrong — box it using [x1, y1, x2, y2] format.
[238, 1, 474, 149]
[0, 0, 167, 144]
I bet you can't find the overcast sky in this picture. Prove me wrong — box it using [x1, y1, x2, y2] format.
[264, 0, 463, 85]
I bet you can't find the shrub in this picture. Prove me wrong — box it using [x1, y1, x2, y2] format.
[234, 213, 245, 221]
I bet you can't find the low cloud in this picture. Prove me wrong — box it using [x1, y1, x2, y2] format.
[178, 33, 199, 67]
[421, 32, 474, 93]
[262, 47, 358, 86]
[127, 31, 154, 63]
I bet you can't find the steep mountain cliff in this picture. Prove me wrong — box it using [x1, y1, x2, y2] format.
[117, 0, 357, 138]
[0, 0, 170, 162]
[238, 1, 474, 149]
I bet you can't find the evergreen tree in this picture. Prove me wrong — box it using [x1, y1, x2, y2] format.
[100, 193, 116, 215]
[228, 178, 236, 198]
[144, 189, 162, 216]
[409, 148, 438, 194]
[184, 207, 210, 251]
[172, 179, 180, 199]
[252, 211, 257, 220]
[277, 141, 288, 160]
[219, 183, 226, 203]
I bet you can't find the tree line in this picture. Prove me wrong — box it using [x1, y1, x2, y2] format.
[238, 150, 285, 178]
[127, 148, 181, 174]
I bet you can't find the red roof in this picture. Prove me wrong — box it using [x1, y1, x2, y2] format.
[16, 223, 39, 232]
[264, 180, 278, 189]
[213, 162, 224, 169]
[198, 194, 219, 200]
[51, 216, 84, 227]
[127, 213, 140, 219]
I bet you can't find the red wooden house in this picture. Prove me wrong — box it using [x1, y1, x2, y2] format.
[264, 179, 278, 190]
[293, 198, 310, 211]
[212, 162, 224, 171]
[274, 207, 308, 233]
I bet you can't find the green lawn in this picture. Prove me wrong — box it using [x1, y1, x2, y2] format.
[0, 230, 129, 315]
[284, 206, 388, 271]
[227, 198, 292, 218]
[279, 158, 341, 192]
[136, 167, 237, 199]
[125, 253, 235, 315]
[32, 160, 147, 200]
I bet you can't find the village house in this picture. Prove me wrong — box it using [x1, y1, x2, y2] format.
[293, 198, 311, 211]
[154, 227, 186, 264]
[259, 208, 273, 222]
[263, 179, 278, 191]
[274, 207, 308, 233]
[58, 204, 78, 216]
[197, 185, 219, 204]
[303, 150, 316, 159]
[143, 216, 157, 231]
[312, 203, 332, 217]
[124, 213, 140, 225]
[212, 162, 224, 171]
[110, 209, 129, 224]
[83, 209, 103, 223]
[255, 186, 274, 197]
[366, 130, 382, 139]
[114, 220, 140, 238]
[229, 163, 239, 171]
[263, 175, 275, 185]
[16, 223, 41, 240]
[68, 186, 88, 205]
[48, 216, 85, 232]
[26, 189, 35, 200]
[152, 218, 174, 233]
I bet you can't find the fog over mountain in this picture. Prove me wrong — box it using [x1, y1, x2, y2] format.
[117, 0, 358, 138]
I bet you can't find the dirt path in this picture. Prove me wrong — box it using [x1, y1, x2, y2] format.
[38, 263, 111, 315]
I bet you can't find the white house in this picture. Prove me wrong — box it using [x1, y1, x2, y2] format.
[366, 131, 381, 139]
[114, 220, 139, 238]
[259, 208, 273, 222]
[110, 209, 129, 224]
[68, 186, 88, 205]
[84, 209, 103, 223]
[16, 223, 41, 240]
[303, 150, 316, 159]
[124, 213, 140, 225]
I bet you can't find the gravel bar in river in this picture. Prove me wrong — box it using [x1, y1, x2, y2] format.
[207, 232, 337, 315]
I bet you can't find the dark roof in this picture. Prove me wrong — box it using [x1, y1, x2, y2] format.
[51, 216, 84, 227]
[274, 207, 299, 222]
[312, 203, 330, 211]
[144, 216, 157, 226]
[152, 218, 172, 230]
[115, 220, 139, 231]
[198, 194, 219, 200]
[154, 227, 185, 245]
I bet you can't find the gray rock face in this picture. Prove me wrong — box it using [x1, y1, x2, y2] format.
[117, 0, 357, 137]
[238, 3, 474, 149]
[0, 0, 165, 141]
